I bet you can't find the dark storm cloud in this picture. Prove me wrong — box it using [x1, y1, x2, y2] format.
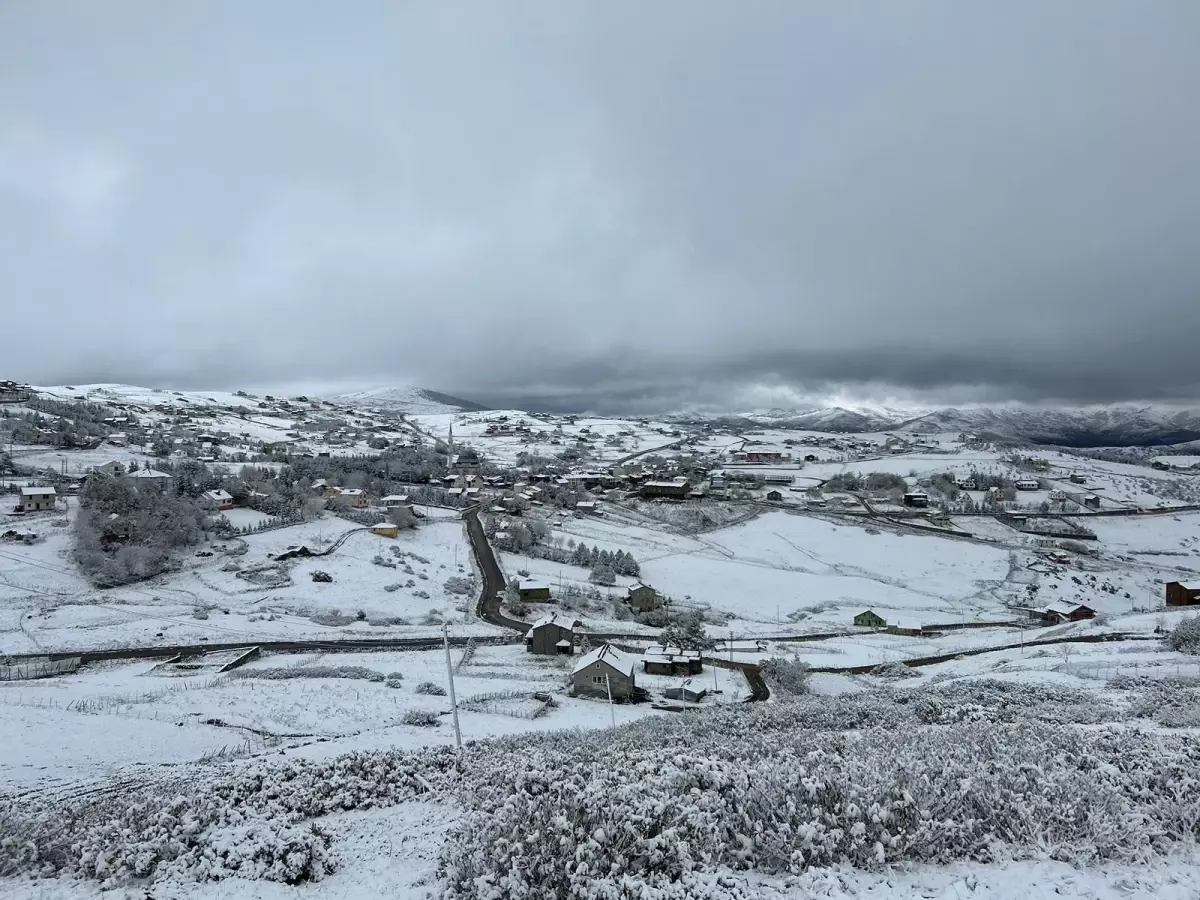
[3, 2, 1199, 411]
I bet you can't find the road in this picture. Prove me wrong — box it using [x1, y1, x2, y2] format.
[462, 504, 529, 632]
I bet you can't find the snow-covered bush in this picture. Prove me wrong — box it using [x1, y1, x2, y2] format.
[401, 709, 441, 727]
[227, 665, 385, 683]
[0, 748, 456, 884]
[440, 720, 1200, 898]
[385, 672, 404, 688]
[759, 657, 811, 694]
[870, 660, 920, 679]
[9, 685, 1200, 892]
[443, 575, 475, 595]
[415, 681, 447, 696]
[1125, 677, 1200, 727]
[1166, 616, 1200, 654]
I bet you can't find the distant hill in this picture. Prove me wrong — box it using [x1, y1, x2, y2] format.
[685, 403, 1200, 447]
[327, 386, 488, 416]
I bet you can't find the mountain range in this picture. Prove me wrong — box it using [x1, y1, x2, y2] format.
[701, 404, 1200, 447]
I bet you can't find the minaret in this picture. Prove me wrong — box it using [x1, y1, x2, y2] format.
[447, 421, 456, 484]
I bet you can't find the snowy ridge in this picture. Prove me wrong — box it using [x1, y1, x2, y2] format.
[326, 386, 486, 415]
[698, 403, 1200, 446]
[30, 383, 250, 408]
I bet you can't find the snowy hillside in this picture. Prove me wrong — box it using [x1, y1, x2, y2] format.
[31, 383, 251, 408]
[327, 386, 487, 415]
[707, 403, 1200, 447]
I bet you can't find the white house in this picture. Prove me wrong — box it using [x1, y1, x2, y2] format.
[202, 489, 234, 511]
[381, 494, 411, 508]
[16, 486, 56, 513]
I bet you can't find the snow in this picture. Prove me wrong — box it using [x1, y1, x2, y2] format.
[11, 386, 1200, 897]
[327, 385, 470, 415]
[0, 514, 502, 655]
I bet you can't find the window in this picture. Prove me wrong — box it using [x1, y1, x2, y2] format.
[591, 675, 605, 685]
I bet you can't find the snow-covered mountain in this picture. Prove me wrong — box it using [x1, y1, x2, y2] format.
[327, 386, 487, 416]
[702, 403, 1200, 447]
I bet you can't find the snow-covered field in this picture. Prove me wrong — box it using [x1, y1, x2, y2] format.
[8, 389, 1200, 898]
[0, 514, 501, 654]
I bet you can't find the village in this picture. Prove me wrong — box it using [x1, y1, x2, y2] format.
[4, 383, 1200, 897]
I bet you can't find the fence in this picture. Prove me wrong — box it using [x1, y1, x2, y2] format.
[0, 656, 81, 681]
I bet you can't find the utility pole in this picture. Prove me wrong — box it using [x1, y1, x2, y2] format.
[442, 622, 462, 750]
[604, 673, 616, 728]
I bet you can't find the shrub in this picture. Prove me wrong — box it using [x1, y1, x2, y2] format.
[1166, 616, 1200, 654]
[385, 672, 404, 689]
[401, 709, 441, 727]
[415, 681, 447, 696]
[870, 661, 920, 679]
[759, 657, 812, 695]
[227, 666, 385, 683]
[443, 576, 475, 595]
[309, 610, 354, 627]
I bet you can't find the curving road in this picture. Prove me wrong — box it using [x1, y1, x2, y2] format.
[462, 505, 529, 632]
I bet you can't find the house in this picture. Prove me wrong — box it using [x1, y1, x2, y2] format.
[853, 610, 887, 628]
[743, 451, 788, 464]
[575, 500, 597, 514]
[1083, 495, 1101, 510]
[1166, 581, 1200, 607]
[626, 583, 664, 612]
[381, 495, 411, 508]
[887, 622, 923, 637]
[334, 488, 369, 508]
[93, 460, 126, 477]
[202, 489, 234, 511]
[642, 646, 702, 676]
[956, 476, 977, 490]
[1015, 479, 1040, 491]
[958, 432, 979, 442]
[1048, 490, 1067, 502]
[15, 486, 56, 513]
[370, 522, 399, 538]
[902, 492, 929, 508]
[525, 613, 582, 655]
[126, 468, 174, 491]
[803, 454, 819, 462]
[517, 581, 552, 603]
[765, 489, 784, 502]
[101, 513, 133, 544]
[571, 644, 637, 701]
[1042, 604, 1095, 624]
[1069, 472, 1087, 484]
[641, 479, 691, 500]
[663, 679, 708, 704]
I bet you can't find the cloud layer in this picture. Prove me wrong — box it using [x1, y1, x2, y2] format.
[3, 2, 1199, 412]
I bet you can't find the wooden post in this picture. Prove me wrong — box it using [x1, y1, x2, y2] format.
[605, 672, 616, 728]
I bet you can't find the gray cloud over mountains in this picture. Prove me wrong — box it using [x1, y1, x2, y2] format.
[3, 2, 1199, 413]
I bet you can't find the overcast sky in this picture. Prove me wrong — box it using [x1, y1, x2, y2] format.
[3, 3, 1199, 413]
